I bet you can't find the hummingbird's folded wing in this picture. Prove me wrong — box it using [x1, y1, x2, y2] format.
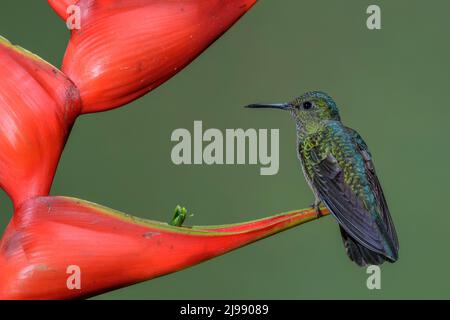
[348, 128, 399, 253]
[365, 165, 399, 253]
[310, 151, 387, 255]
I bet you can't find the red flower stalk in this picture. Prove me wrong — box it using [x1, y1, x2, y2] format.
[48, 0, 258, 113]
[0, 37, 81, 209]
[0, 196, 329, 299]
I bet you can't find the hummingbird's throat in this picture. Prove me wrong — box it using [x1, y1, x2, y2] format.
[295, 119, 323, 135]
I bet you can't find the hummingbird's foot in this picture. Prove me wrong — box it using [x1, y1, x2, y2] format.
[169, 205, 191, 227]
[311, 199, 323, 218]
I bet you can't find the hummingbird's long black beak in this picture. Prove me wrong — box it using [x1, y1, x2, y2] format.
[245, 103, 290, 110]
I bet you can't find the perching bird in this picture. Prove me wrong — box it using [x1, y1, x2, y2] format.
[246, 91, 399, 267]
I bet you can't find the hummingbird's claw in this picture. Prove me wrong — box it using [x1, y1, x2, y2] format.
[315, 206, 323, 218]
[311, 199, 323, 218]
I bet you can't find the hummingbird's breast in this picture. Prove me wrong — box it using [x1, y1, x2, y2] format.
[297, 122, 374, 206]
[296, 132, 323, 197]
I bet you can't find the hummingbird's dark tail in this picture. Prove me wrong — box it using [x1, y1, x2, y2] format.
[339, 227, 396, 267]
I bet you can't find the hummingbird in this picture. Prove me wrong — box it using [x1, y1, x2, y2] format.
[246, 91, 399, 266]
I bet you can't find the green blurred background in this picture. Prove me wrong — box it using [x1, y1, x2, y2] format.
[1, 0, 449, 299]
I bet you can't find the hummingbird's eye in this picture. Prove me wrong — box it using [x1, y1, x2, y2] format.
[302, 101, 313, 110]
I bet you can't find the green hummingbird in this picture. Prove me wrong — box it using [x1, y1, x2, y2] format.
[246, 91, 399, 266]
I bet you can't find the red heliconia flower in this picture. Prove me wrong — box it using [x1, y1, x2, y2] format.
[0, 196, 327, 299]
[0, 1, 332, 300]
[0, 37, 81, 209]
[48, 0, 258, 113]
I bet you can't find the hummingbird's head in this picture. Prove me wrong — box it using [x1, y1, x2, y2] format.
[246, 91, 341, 130]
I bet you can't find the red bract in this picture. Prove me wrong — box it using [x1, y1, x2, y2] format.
[0, 196, 327, 299]
[0, 37, 81, 209]
[47, 0, 257, 113]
